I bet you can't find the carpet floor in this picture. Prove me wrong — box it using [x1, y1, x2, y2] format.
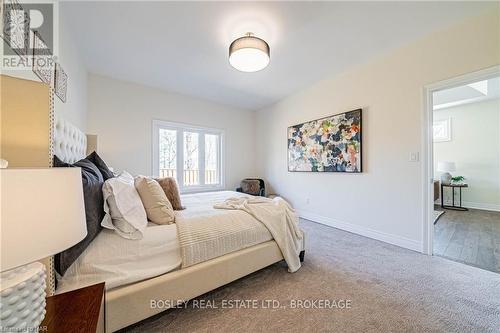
[121, 219, 500, 333]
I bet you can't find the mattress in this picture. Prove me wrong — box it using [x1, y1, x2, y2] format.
[56, 191, 272, 293]
[56, 223, 181, 293]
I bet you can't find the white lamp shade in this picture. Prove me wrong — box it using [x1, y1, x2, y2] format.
[0, 168, 87, 272]
[437, 161, 456, 172]
[229, 34, 270, 72]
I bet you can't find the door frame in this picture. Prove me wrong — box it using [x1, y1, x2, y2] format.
[421, 65, 500, 255]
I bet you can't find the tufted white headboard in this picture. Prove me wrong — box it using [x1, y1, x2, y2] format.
[53, 117, 87, 163]
[46, 117, 90, 295]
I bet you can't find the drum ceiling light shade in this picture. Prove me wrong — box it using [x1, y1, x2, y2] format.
[229, 33, 270, 72]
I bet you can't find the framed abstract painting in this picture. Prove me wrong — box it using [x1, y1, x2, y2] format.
[287, 109, 362, 173]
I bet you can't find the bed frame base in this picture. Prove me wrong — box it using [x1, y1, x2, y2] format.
[106, 240, 284, 332]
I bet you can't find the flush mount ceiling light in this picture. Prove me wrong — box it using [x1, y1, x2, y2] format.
[229, 33, 270, 72]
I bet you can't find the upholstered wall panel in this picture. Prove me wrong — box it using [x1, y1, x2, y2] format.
[0, 74, 57, 295]
[86, 134, 98, 155]
[0, 75, 51, 167]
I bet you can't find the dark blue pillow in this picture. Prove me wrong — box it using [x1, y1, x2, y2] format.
[53, 154, 108, 275]
[86, 151, 114, 180]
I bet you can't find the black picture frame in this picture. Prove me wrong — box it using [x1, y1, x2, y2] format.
[287, 109, 363, 173]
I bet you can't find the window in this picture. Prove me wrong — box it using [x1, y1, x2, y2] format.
[153, 120, 224, 192]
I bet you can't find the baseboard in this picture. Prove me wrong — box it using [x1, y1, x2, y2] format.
[434, 200, 500, 212]
[462, 201, 500, 212]
[297, 209, 423, 253]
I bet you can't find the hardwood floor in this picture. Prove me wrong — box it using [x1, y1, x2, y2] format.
[433, 206, 500, 273]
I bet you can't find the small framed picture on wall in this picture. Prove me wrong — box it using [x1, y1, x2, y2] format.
[54, 62, 68, 103]
[2, 0, 30, 59]
[32, 30, 54, 85]
[433, 118, 451, 142]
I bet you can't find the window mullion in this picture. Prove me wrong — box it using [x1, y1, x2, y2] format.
[217, 134, 221, 185]
[152, 123, 159, 177]
[199, 132, 206, 186]
[177, 129, 184, 188]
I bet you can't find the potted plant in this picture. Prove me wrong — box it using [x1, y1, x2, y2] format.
[451, 176, 465, 185]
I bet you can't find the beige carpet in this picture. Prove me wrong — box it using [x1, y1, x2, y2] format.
[121, 219, 500, 333]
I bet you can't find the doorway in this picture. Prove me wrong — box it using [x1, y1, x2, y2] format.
[423, 66, 500, 273]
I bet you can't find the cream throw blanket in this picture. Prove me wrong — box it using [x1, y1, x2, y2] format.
[214, 196, 305, 273]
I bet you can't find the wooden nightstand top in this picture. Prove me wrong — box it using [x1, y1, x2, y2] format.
[41, 282, 105, 333]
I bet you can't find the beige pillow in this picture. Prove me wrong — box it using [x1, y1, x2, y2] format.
[155, 177, 185, 210]
[134, 176, 175, 224]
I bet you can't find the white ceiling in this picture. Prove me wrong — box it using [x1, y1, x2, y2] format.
[62, 1, 495, 110]
[433, 77, 500, 110]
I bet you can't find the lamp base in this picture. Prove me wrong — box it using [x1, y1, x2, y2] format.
[440, 172, 452, 185]
[0, 262, 47, 332]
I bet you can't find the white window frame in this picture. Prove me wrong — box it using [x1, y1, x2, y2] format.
[152, 119, 225, 193]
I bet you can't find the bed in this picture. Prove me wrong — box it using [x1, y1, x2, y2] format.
[50, 118, 304, 332]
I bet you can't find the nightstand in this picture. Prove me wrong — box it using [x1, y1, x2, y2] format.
[441, 183, 469, 211]
[41, 282, 105, 333]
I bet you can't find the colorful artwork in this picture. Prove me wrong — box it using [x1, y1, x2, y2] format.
[288, 109, 362, 173]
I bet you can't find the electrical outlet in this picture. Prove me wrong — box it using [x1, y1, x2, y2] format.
[305, 198, 310, 205]
[409, 152, 419, 162]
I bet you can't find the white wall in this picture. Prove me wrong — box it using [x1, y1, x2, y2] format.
[54, 14, 88, 130]
[434, 99, 500, 211]
[1, 12, 88, 131]
[255, 10, 500, 252]
[87, 74, 256, 191]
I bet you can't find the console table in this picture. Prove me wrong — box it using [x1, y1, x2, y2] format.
[440, 183, 468, 211]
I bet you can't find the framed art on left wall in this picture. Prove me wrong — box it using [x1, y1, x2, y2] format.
[2, 0, 30, 59]
[287, 109, 362, 173]
[32, 30, 54, 85]
[54, 62, 68, 102]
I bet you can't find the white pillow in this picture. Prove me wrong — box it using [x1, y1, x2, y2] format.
[101, 171, 148, 239]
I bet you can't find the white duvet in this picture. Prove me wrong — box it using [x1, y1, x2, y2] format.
[56, 223, 181, 293]
[57, 191, 274, 293]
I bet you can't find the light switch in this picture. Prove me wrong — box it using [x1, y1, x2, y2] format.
[409, 152, 419, 162]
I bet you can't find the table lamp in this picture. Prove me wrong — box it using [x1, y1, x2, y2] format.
[0, 168, 87, 332]
[437, 161, 456, 184]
